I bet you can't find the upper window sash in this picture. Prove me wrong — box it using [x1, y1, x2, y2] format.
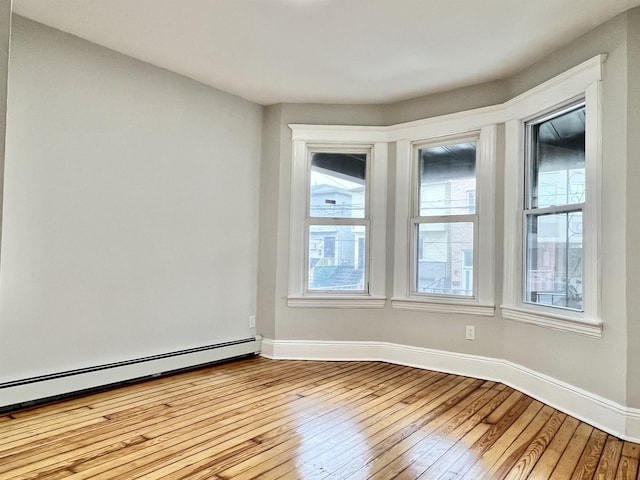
[525, 102, 586, 211]
[414, 138, 478, 218]
[308, 149, 369, 220]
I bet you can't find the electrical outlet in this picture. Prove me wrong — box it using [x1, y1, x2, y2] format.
[249, 315, 256, 328]
[465, 325, 475, 340]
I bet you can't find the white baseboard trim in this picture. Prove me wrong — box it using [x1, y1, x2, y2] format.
[1, 336, 262, 410]
[261, 338, 640, 443]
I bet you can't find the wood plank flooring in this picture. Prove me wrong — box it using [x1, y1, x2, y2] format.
[1, 357, 639, 479]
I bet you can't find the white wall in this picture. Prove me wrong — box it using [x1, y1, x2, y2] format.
[0, 16, 262, 383]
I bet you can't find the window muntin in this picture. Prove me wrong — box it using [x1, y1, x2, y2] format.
[306, 149, 370, 294]
[413, 139, 478, 298]
[524, 103, 585, 312]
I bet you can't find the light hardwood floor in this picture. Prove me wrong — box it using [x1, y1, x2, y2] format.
[1, 357, 639, 479]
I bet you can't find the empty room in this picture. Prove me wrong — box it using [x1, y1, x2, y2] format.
[2, 0, 640, 478]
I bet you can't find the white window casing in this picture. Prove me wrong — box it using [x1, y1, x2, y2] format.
[287, 126, 388, 308]
[391, 124, 497, 316]
[501, 57, 604, 337]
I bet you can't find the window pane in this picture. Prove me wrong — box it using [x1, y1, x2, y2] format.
[310, 152, 366, 218]
[308, 225, 366, 291]
[415, 222, 473, 296]
[419, 142, 476, 216]
[529, 106, 585, 208]
[526, 212, 583, 310]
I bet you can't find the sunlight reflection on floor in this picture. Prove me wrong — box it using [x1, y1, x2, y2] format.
[289, 401, 371, 478]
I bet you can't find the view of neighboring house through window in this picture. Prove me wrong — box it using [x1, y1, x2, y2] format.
[414, 140, 477, 297]
[525, 103, 585, 311]
[307, 151, 368, 292]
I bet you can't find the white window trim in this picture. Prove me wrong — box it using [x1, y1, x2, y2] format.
[288, 126, 388, 308]
[391, 124, 497, 316]
[501, 57, 604, 337]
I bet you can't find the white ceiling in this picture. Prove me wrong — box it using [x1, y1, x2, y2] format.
[11, 0, 640, 106]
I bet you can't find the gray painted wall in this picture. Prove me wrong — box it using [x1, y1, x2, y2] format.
[625, 8, 640, 408]
[384, 80, 510, 125]
[0, 0, 10, 256]
[257, 104, 282, 340]
[1, 16, 262, 382]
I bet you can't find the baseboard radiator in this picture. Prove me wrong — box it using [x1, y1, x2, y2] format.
[0, 335, 262, 413]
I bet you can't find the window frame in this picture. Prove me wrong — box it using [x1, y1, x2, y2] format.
[287, 126, 388, 308]
[523, 100, 586, 312]
[410, 134, 480, 300]
[501, 58, 603, 337]
[305, 146, 371, 295]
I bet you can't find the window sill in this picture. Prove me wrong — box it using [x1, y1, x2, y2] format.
[500, 305, 602, 338]
[287, 295, 387, 309]
[391, 297, 495, 316]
